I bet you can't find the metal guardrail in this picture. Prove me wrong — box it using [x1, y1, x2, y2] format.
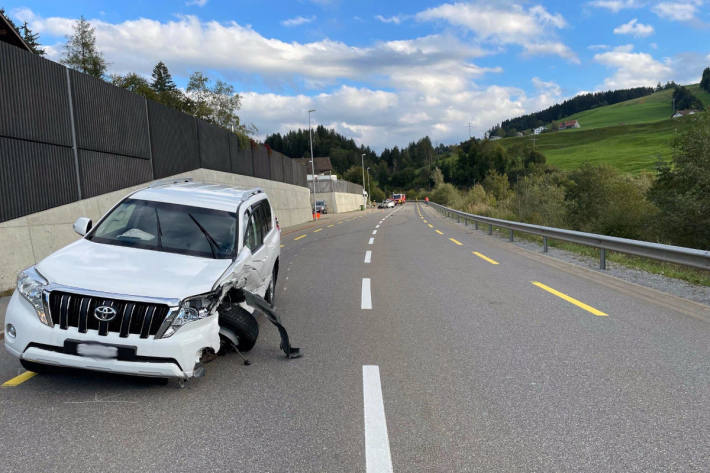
[421, 201, 710, 271]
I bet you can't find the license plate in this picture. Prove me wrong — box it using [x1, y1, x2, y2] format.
[76, 343, 118, 359]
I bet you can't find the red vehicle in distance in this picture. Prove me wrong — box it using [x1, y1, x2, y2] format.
[392, 193, 406, 205]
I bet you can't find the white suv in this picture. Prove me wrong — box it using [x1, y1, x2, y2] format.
[4, 180, 280, 380]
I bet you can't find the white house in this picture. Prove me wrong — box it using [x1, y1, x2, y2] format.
[533, 126, 545, 135]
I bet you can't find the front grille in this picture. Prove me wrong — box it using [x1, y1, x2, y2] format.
[48, 291, 171, 338]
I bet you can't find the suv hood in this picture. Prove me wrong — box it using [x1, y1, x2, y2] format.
[37, 239, 232, 302]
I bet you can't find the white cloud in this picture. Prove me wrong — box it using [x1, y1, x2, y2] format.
[652, 1, 703, 21]
[185, 0, 208, 7]
[281, 15, 316, 27]
[594, 45, 672, 88]
[532, 77, 562, 96]
[588, 44, 610, 50]
[587, 0, 641, 12]
[415, 2, 578, 62]
[375, 15, 403, 24]
[613, 18, 655, 37]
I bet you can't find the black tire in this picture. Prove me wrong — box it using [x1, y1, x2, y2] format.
[219, 305, 259, 352]
[20, 359, 56, 374]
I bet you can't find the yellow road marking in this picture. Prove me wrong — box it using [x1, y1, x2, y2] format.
[313, 228, 322, 233]
[337, 221, 343, 224]
[280, 244, 285, 248]
[423, 219, 428, 223]
[428, 224, 433, 228]
[435, 230, 443, 235]
[531, 281, 608, 316]
[294, 234, 307, 240]
[473, 251, 499, 265]
[327, 224, 334, 228]
[2, 371, 37, 387]
[449, 238, 463, 246]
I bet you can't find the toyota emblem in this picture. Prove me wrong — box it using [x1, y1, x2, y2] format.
[94, 305, 117, 322]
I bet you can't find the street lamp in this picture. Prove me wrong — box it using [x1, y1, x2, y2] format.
[366, 167, 371, 206]
[361, 153, 366, 209]
[308, 109, 316, 217]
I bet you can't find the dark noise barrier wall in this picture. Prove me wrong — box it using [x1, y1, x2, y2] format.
[0, 41, 308, 223]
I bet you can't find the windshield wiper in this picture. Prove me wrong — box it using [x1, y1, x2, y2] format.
[154, 207, 163, 249]
[188, 213, 218, 258]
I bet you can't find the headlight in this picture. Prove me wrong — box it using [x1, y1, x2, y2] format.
[17, 266, 51, 326]
[160, 291, 220, 338]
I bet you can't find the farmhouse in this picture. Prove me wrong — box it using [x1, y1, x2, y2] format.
[672, 109, 697, 119]
[558, 120, 581, 130]
[533, 126, 545, 135]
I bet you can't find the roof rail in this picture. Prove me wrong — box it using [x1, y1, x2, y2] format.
[148, 177, 194, 188]
[242, 187, 264, 200]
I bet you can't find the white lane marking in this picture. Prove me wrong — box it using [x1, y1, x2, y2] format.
[364, 250, 372, 263]
[376, 224, 380, 228]
[363, 365, 393, 473]
[372, 230, 377, 235]
[368, 237, 374, 245]
[361, 278, 372, 310]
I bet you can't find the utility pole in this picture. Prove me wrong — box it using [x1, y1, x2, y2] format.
[468, 121, 472, 139]
[366, 167, 371, 206]
[361, 153, 366, 209]
[308, 109, 316, 217]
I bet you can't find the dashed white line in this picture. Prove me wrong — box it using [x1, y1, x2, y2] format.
[363, 365, 393, 473]
[368, 237, 374, 245]
[361, 278, 372, 310]
[372, 230, 377, 235]
[364, 250, 372, 264]
[376, 224, 380, 228]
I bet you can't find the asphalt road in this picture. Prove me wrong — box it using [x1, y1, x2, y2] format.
[1, 203, 708, 472]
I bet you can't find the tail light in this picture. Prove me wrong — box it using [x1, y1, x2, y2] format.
[275, 217, 281, 231]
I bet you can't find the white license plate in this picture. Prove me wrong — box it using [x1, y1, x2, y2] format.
[76, 343, 118, 359]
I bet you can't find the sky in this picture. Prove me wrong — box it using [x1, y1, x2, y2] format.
[4, 0, 710, 150]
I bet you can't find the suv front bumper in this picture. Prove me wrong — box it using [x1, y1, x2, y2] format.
[4, 292, 220, 378]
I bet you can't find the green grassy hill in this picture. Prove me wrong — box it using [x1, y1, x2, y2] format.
[496, 83, 709, 173]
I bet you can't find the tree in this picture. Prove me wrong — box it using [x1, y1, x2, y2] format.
[18, 22, 45, 55]
[701, 67, 710, 93]
[110, 73, 157, 100]
[151, 61, 176, 93]
[186, 72, 251, 134]
[672, 85, 703, 111]
[61, 16, 107, 78]
[649, 111, 710, 248]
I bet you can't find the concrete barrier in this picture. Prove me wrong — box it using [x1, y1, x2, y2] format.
[0, 169, 311, 293]
[314, 192, 364, 214]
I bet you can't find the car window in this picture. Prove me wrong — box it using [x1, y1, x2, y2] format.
[88, 199, 237, 259]
[244, 212, 258, 252]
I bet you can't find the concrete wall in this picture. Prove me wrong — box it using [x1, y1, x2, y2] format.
[314, 192, 364, 214]
[0, 169, 311, 293]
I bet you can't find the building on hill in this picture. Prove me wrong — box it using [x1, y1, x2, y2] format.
[489, 136, 502, 141]
[672, 109, 698, 119]
[296, 156, 333, 176]
[533, 126, 545, 135]
[558, 120, 581, 130]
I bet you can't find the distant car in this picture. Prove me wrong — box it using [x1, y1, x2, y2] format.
[314, 200, 328, 214]
[379, 200, 395, 209]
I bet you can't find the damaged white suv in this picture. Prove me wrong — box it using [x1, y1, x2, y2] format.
[4, 180, 282, 380]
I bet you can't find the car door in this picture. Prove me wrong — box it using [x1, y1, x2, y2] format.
[241, 207, 266, 294]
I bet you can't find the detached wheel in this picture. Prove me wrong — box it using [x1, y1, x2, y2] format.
[20, 359, 56, 374]
[219, 305, 259, 352]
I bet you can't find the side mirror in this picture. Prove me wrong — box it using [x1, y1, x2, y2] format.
[73, 217, 92, 236]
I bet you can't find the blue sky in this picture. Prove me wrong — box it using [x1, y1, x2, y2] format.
[4, 0, 710, 149]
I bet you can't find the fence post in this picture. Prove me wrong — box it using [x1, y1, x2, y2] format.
[144, 98, 155, 180]
[543, 236, 548, 253]
[65, 68, 83, 199]
[474, 221, 478, 230]
[489, 224, 493, 235]
[509, 229, 514, 241]
[600, 248, 607, 270]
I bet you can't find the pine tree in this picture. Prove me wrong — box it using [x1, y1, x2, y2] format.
[20, 22, 45, 55]
[151, 61, 176, 92]
[60, 16, 107, 78]
[701, 67, 710, 93]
